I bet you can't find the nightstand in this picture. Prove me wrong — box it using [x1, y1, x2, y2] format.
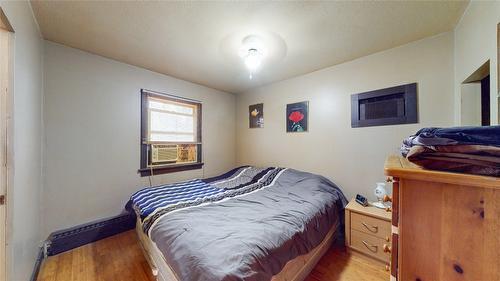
[345, 198, 392, 268]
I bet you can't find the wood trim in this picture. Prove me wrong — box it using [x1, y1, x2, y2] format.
[138, 162, 204, 177]
[384, 155, 500, 189]
[140, 91, 148, 171]
[46, 212, 136, 256]
[0, 27, 11, 281]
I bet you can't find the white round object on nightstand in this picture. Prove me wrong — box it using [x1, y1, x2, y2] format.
[372, 182, 387, 209]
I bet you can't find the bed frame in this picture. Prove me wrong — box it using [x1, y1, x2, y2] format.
[136, 218, 338, 281]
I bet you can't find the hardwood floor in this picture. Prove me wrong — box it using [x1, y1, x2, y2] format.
[38, 230, 389, 281]
[304, 246, 390, 281]
[38, 231, 155, 281]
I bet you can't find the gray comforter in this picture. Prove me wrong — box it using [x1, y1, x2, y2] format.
[148, 169, 347, 281]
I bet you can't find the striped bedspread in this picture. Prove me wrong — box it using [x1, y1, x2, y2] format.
[130, 166, 285, 235]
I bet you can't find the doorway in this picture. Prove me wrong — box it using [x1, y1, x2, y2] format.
[480, 75, 490, 125]
[460, 60, 491, 126]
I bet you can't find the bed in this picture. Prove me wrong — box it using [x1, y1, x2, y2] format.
[130, 166, 347, 281]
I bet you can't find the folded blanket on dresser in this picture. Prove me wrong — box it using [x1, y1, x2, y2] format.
[129, 166, 347, 281]
[401, 126, 500, 176]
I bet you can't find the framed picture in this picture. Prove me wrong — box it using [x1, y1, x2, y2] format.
[286, 101, 308, 132]
[249, 103, 264, 128]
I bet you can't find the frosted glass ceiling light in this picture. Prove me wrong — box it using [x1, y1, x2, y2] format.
[240, 35, 265, 79]
[244, 48, 262, 79]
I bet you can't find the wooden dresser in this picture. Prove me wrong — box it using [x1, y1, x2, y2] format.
[345, 199, 392, 268]
[384, 155, 499, 281]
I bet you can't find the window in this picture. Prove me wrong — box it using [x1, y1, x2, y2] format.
[139, 89, 203, 176]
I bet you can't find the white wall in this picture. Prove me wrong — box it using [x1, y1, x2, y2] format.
[454, 1, 500, 125]
[0, 1, 43, 281]
[236, 32, 455, 201]
[42, 41, 236, 237]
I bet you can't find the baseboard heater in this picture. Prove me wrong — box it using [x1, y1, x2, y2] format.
[46, 211, 136, 256]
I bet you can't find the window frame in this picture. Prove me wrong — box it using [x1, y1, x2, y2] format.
[139, 89, 203, 176]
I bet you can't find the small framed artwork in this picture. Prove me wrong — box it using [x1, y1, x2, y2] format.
[249, 103, 264, 128]
[286, 101, 308, 132]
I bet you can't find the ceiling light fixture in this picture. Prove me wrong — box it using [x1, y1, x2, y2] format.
[240, 35, 265, 79]
[244, 48, 262, 79]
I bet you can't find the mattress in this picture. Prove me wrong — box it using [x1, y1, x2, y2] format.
[130, 167, 347, 281]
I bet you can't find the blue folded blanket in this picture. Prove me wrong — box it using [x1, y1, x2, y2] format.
[402, 126, 500, 156]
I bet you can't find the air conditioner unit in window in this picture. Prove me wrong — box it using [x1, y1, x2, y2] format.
[151, 144, 178, 164]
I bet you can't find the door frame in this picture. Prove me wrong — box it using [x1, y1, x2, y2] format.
[0, 8, 14, 281]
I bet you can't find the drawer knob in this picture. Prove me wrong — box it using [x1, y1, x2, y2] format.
[385, 236, 390, 242]
[385, 264, 390, 271]
[362, 241, 378, 253]
[383, 244, 391, 253]
[361, 222, 379, 233]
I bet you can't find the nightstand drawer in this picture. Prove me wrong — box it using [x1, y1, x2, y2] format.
[351, 212, 391, 240]
[350, 229, 391, 262]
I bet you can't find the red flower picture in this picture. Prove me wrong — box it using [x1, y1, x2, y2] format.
[286, 101, 308, 132]
[288, 111, 304, 123]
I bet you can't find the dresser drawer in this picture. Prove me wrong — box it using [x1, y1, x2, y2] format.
[350, 229, 391, 262]
[351, 212, 391, 240]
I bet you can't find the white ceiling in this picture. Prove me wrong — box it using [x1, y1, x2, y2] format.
[31, 1, 468, 94]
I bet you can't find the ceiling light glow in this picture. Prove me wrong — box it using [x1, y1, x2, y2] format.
[244, 48, 262, 78]
[240, 35, 265, 79]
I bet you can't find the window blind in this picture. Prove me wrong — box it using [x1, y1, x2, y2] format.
[147, 97, 197, 143]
